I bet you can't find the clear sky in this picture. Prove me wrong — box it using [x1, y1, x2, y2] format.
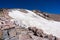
[0, 0, 60, 14]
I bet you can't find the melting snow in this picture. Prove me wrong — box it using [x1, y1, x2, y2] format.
[8, 9, 60, 38]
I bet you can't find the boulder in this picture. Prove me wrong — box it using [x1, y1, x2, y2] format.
[0, 30, 3, 38]
[28, 27, 37, 33]
[9, 29, 16, 38]
[36, 29, 43, 37]
[2, 30, 9, 39]
[19, 34, 33, 40]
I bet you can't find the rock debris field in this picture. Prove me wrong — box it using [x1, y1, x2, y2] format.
[0, 17, 59, 40]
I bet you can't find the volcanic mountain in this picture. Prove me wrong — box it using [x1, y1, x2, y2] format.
[0, 9, 60, 38]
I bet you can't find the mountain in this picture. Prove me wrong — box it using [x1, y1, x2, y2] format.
[32, 10, 60, 21]
[0, 9, 60, 40]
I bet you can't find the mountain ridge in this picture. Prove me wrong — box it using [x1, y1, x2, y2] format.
[0, 8, 60, 21]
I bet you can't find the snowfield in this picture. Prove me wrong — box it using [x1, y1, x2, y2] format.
[8, 9, 60, 38]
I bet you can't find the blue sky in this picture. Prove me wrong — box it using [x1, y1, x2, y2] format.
[0, 0, 60, 14]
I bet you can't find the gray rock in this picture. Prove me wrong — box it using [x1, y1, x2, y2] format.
[3, 30, 9, 39]
[4, 38, 9, 40]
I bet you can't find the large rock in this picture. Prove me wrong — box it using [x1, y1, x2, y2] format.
[19, 34, 33, 40]
[36, 29, 43, 37]
[28, 27, 37, 33]
[48, 34, 57, 40]
[0, 30, 3, 39]
[31, 35, 49, 40]
[2, 30, 9, 39]
[15, 28, 21, 35]
[9, 29, 17, 38]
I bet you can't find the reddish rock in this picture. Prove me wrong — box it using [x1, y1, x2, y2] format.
[0, 30, 3, 38]
[1, 25, 9, 30]
[19, 34, 33, 40]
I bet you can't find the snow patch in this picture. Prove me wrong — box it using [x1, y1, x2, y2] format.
[8, 9, 60, 38]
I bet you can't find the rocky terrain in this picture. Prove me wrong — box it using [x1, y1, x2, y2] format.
[0, 17, 59, 40]
[32, 10, 60, 21]
[0, 9, 60, 40]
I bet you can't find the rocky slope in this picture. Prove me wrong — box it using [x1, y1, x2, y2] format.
[0, 17, 59, 40]
[32, 10, 60, 21]
[0, 9, 60, 40]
